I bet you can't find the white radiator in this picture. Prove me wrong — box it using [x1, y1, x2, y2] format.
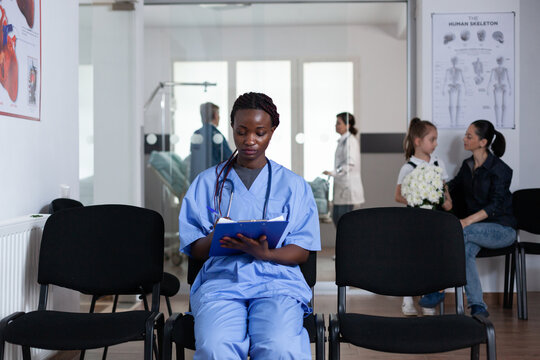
[0, 214, 55, 360]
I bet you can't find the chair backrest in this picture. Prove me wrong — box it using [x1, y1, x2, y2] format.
[49, 198, 84, 214]
[300, 251, 317, 288]
[187, 251, 317, 287]
[449, 186, 467, 219]
[38, 204, 164, 296]
[513, 189, 540, 235]
[335, 207, 465, 296]
[188, 257, 206, 286]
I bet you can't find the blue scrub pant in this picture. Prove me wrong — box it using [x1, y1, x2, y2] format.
[192, 295, 311, 360]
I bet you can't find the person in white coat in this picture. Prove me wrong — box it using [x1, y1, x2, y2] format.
[324, 112, 365, 227]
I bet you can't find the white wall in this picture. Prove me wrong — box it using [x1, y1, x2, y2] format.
[417, 0, 520, 184]
[0, 1, 79, 221]
[519, 0, 540, 190]
[518, 0, 540, 291]
[417, 0, 540, 292]
[92, 5, 144, 206]
[144, 24, 407, 134]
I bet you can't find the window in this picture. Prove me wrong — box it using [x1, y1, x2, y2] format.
[237, 61, 292, 169]
[79, 64, 94, 205]
[303, 62, 354, 182]
[173, 61, 229, 159]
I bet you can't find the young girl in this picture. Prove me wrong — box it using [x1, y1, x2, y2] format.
[395, 118, 452, 316]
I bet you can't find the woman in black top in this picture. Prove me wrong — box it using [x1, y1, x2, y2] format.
[448, 120, 516, 317]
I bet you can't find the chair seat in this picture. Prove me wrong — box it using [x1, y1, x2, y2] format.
[339, 314, 487, 354]
[477, 243, 515, 258]
[520, 242, 540, 255]
[141, 272, 180, 297]
[171, 314, 195, 350]
[160, 272, 181, 297]
[171, 312, 318, 350]
[303, 313, 317, 343]
[4, 310, 152, 350]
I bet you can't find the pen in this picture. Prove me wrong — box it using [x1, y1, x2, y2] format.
[207, 206, 220, 217]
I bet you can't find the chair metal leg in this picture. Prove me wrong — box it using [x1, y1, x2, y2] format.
[163, 315, 174, 360]
[509, 246, 521, 308]
[486, 330, 497, 360]
[145, 312, 163, 360]
[22, 346, 31, 360]
[509, 252, 516, 309]
[176, 346, 185, 360]
[503, 253, 512, 309]
[142, 294, 150, 311]
[513, 246, 523, 320]
[329, 314, 340, 360]
[112, 295, 119, 313]
[157, 316, 164, 360]
[470, 344, 480, 360]
[100, 295, 120, 360]
[144, 329, 153, 360]
[164, 313, 182, 360]
[139, 294, 159, 359]
[165, 297, 173, 316]
[81, 295, 100, 360]
[520, 247, 528, 320]
[315, 313, 325, 360]
[474, 315, 497, 360]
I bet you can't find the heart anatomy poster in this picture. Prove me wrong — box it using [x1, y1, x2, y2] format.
[432, 12, 515, 129]
[0, 0, 40, 121]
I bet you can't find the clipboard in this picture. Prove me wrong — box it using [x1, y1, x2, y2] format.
[209, 219, 289, 257]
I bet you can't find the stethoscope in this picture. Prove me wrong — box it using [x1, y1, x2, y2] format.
[215, 158, 272, 220]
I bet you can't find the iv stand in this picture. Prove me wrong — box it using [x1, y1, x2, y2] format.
[144, 81, 217, 112]
[143, 80, 217, 225]
[144, 81, 217, 152]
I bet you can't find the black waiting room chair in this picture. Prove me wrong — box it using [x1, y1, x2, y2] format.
[0, 205, 165, 360]
[513, 188, 540, 320]
[162, 251, 326, 360]
[48, 198, 181, 360]
[48, 197, 84, 214]
[329, 207, 496, 360]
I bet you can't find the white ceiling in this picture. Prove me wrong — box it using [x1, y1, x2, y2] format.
[143, 3, 406, 28]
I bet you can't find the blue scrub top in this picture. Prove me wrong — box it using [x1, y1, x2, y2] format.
[179, 159, 321, 312]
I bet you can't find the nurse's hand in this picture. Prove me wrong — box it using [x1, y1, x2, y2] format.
[220, 233, 270, 260]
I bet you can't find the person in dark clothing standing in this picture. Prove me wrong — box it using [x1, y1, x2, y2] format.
[190, 102, 233, 182]
[448, 119, 516, 318]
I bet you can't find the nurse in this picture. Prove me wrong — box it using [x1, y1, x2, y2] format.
[179, 92, 321, 360]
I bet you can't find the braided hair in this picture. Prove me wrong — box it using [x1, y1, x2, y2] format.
[213, 92, 279, 217]
[230, 92, 280, 128]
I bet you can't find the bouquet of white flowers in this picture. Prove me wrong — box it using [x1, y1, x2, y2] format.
[401, 163, 445, 209]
